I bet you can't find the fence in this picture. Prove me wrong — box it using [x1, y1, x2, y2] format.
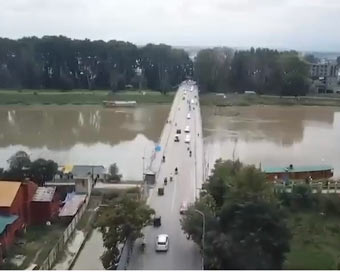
[39, 196, 89, 270]
[274, 180, 340, 194]
[116, 238, 133, 270]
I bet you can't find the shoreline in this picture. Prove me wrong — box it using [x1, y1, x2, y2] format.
[1, 90, 340, 107]
[0, 89, 175, 106]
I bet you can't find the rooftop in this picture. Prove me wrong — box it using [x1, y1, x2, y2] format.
[32, 187, 56, 202]
[59, 193, 86, 217]
[59, 165, 105, 178]
[0, 215, 18, 234]
[157, 234, 168, 243]
[263, 165, 333, 174]
[0, 181, 21, 207]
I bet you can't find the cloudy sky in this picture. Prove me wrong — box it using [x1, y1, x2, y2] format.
[1, 0, 339, 51]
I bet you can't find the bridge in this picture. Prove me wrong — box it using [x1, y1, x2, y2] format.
[127, 81, 204, 270]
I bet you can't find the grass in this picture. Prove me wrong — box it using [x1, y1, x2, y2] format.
[2, 223, 66, 269]
[0, 89, 174, 105]
[200, 93, 340, 107]
[284, 211, 340, 270]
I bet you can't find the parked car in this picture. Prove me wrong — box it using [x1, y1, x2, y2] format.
[155, 234, 169, 252]
[176, 129, 181, 134]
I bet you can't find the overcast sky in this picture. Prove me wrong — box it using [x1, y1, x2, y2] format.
[1, 0, 340, 51]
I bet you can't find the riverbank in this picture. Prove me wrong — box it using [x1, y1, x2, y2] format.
[200, 93, 340, 107]
[0, 89, 174, 105]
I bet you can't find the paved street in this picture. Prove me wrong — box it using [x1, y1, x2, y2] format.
[128, 81, 204, 270]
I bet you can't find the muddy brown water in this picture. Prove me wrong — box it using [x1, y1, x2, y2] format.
[1, 104, 340, 269]
[0, 105, 340, 180]
[0, 105, 169, 180]
[202, 105, 340, 178]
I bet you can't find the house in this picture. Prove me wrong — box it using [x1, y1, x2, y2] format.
[263, 164, 334, 181]
[30, 187, 60, 225]
[0, 215, 20, 264]
[0, 181, 37, 225]
[0, 180, 37, 262]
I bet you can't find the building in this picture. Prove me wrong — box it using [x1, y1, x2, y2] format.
[0, 215, 20, 264]
[0, 181, 37, 262]
[30, 187, 60, 225]
[310, 62, 338, 78]
[263, 164, 334, 181]
[0, 181, 37, 225]
[309, 61, 340, 94]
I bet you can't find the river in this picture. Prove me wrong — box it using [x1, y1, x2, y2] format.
[1, 104, 340, 268]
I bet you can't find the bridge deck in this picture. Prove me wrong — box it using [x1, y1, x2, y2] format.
[128, 81, 204, 270]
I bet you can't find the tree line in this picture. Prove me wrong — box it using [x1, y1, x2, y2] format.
[194, 47, 311, 96]
[0, 36, 312, 96]
[0, 36, 193, 92]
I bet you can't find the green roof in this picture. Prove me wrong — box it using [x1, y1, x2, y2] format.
[0, 215, 18, 234]
[263, 165, 333, 174]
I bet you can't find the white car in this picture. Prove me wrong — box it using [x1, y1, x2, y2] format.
[187, 113, 191, 119]
[184, 126, 190, 133]
[180, 201, 188, 214]
[191, 99, 195, 105]
[185, 134, 191, 143]
[155, 234, 169, 252]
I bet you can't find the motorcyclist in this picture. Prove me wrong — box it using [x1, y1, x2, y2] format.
[175, 167, 178, 174]
[164, 177, 168, 185]
[189, 150, 192, 157]
[162, 155, 165, 162]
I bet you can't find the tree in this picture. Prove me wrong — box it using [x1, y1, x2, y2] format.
[204, 159, 242, 208]
[0, 151, 58, 185]
[29, 158, 58, 185]
[97, 192, 154, 269]
[211, 201, 290, 270]
[0, 36, 192, 92]
[108, 163, 122, 182]
[181, 159, 290, 269]
[1, 151, 32, 180]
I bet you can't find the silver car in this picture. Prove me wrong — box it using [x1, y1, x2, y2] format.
[155, 234, 169, 252]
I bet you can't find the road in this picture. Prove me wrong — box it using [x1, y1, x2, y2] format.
[128, 81, 204, 270]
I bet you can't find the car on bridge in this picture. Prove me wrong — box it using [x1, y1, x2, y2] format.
[179, 201, 188, 214]
[155, 234, 169, 252]
[174, 134, 180, 142]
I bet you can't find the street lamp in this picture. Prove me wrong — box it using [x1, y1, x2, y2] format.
[194, 209, 205, 270]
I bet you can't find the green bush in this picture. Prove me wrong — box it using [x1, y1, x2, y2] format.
[317, 194, 340, 216]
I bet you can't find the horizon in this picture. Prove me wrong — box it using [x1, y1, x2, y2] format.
[1, 34, 340, 55]
[1, 0, 340, 52]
